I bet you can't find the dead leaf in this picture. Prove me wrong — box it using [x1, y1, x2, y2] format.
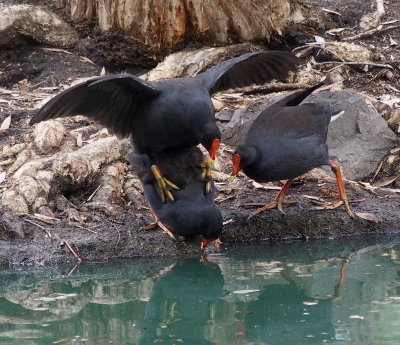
[314, 35, 326, 44]
[390, 147, 400, 154]
[372, 176, 398, 187]
[252, 181, 281, 190]
[321, 8, 341, 16]
[42, 47, 72, 55]
[0, 171, 6, 184]
[355, 212, 379, 223]
[0, 115, 11, 130]
[381, 19, 399, 25]
[223, 219, 235, 226]
[302, 194, 325, 202]
[326, 28, 347, 35]
[80, 56, 95, 65]
[389, 35, 398, 46]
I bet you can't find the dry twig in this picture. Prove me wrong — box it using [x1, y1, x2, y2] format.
[343, 24, 400, 41]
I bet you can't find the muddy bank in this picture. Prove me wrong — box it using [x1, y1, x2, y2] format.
[1, 176, 399, 267]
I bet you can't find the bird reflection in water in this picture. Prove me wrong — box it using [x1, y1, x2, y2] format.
[135, 258, 224, 345]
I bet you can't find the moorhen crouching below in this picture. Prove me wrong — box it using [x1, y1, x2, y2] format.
[230, 83, 354, 218]
[128, 146, 223, 249]
[30, 51, 301, 201]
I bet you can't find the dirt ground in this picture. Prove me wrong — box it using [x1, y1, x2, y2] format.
[0, 0, 399, 266]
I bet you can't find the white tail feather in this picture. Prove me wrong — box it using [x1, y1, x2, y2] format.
[330, 110, 344, 123]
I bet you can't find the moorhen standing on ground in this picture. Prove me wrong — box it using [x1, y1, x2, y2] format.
[128, 146, 223, 249]
[30, 51, 300, 201]
[230, 83, 354, 218]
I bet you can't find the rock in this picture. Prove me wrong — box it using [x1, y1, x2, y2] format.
[219, 90, 397, 180]
[33, 120, 67, 153]
[0, 211, 25, 238]
[1, 190, 29, 214]
[220, 97, 277, 147]
[308, 91, 397, 180]
[325, 42, 371, 62]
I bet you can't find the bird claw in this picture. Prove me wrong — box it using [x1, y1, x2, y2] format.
[205, 180, 212, 194]
[246, 199, 296, 219]
[201, 156, 214, 194]
[143, 208, 178, 240]
[140, 222, 158, 230]
[151, 165, 179, 203]
[312, 199, 354, 218]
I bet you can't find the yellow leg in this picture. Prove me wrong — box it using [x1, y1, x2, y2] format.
[151, 165, 180, 203]
[201, 156, 214, 194]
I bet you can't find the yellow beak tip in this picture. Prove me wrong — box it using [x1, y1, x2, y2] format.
[229, 175, 236, 182]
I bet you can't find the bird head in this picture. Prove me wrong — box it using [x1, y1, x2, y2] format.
[199, 123, 221, 160]
[230, 145, 258, 180]
[199, 208, 223, 250]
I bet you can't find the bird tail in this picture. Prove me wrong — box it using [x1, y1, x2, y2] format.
[280, 82, 325, 107]
[330, 110, 344, 123]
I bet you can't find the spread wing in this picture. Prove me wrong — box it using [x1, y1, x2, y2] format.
[197, 51, 301, 95]
[30, 74, 161, 138]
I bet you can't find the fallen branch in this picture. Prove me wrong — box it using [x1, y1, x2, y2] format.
[60, 238, 83, 263]
[343, 24, 400, 41]
[23, 218, 52, 238]
[242, 82, 311, 95]
[314, 61, 394, 71]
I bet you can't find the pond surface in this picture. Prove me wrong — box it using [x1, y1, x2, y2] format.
[1, 236, 400, 345]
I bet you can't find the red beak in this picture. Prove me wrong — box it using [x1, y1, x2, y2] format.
[231, 153, 241, 177]
[208, 138, 221, 160]
[200, 238, 218, 250]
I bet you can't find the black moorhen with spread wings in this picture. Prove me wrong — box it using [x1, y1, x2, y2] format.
[128, 146, 223, 249]
[30, 51, 300, 201]
[230, 83, 354, 218]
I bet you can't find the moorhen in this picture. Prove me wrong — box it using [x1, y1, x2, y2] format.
[230, 83, 354, 217]
[128, 146, 223, 249]
[30, 51, 300, 201]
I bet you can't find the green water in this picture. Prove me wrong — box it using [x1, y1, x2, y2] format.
[1, 237, 400, 345]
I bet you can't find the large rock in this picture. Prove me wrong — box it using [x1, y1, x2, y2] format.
[220, 90, 397, 180]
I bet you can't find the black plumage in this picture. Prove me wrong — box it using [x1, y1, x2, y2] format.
[128, 146, 223, 244]
[231, 83, 354, 217]
[233, 83, 330, 181]
[30, 51, 300, 156]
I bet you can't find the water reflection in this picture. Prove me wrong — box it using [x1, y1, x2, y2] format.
[136, 259, 223, 345]
[0, 236, 400, 344]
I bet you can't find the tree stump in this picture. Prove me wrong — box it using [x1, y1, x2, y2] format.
[54, 0, 306, 51]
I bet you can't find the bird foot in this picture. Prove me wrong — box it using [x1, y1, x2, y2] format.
[312, 199, 354, 218]
[141, 209, 178, 241]
[213, 238, 223, 248]
[151, 165, 180, 203]
[140, 222, 158, 230]
[246, 199, 296, 219]
[201, 156, 214, 194]
[141, 220, 177, 241]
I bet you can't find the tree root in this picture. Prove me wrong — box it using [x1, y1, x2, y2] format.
[2, 132, 132, 216]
